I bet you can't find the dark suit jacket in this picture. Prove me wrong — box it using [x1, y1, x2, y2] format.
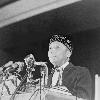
[47, 63, 92, 100]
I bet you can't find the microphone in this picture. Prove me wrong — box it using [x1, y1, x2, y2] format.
[24, 54, 35, 67]
[34, 62, 47, 67]
[5, 66, 16, 73]
[2, 61, 13, 72]
[24, 54, 48, 85]
[13, 62, 24, 72]
[24, 54, 47, 67]
[3, 61, 13, 68]
[5, 62, 24, 73]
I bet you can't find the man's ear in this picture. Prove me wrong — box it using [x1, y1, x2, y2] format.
[66, 50, 71, 58]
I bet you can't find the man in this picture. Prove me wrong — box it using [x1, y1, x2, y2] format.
[47, 34, 92, 100]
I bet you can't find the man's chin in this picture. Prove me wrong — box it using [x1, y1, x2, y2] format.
[51, 63, 60, 68]
[50, 62, 56, 66]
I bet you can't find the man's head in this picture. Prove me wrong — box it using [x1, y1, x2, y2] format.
[48, 34, 72, 67]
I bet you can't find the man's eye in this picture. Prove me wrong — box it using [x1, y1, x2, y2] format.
[56, 46, 60, 49]
[49, 47, 52, 50]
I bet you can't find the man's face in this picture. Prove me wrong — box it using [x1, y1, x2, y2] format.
[48, 41, 70, 67]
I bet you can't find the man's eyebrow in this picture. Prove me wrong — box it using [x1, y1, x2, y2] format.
[53, 45, 61, 49]
[56, 45, 60, 48]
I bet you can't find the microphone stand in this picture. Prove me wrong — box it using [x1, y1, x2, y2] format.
[39, 66, 47, 100]
[0, 73, 8, 99]
[10, 72, 28, 100]
[39, 67, 42, 100]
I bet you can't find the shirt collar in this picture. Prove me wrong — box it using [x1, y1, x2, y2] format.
[60, 61, 69, 70]
[54, 62, 69, 71]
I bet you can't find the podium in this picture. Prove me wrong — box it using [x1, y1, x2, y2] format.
[0, 87, 83, 100]
[45, 91, 76, 100]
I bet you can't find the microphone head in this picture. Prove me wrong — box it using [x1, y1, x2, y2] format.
[13, 62, 24, 72]
[34, 62, 47, 67]
[14, 62, 24, 68]
[4, 61, 13, 68]
[24, 54, 35, 67]
[4, 62, 24, 73]
[3, 61, 13, 72]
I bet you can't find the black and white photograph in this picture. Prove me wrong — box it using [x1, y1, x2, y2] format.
[0, 0, 99, 100]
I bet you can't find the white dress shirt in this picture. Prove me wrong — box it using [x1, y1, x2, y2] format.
[52, 62, 69, 87]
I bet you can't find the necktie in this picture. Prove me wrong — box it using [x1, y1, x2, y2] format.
[52, 67, 63, 87]
[58, 69, 63, 86]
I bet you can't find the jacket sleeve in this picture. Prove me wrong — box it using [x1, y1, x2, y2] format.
[73, 68, 92, 100]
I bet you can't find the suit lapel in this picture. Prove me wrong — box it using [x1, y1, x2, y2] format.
[63, 62, 74, 73]
[47, 63, 74, 87]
